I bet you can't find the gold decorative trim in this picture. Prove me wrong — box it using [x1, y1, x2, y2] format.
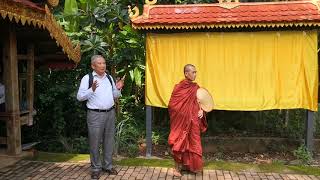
[310, 0, 320, 10]
[44, 5, 80, 63]
[145, 0, 157, 5]
[132, 22, 320, 30]
[47, 0, 59, 7]
[219, 0, 239, 3]
[218, 1, 240, 9]
[142, 5, 152, 19]
[0, 0, 80, 63]
[128, 6, 139, 20]
[218, 3, 240, 9]
[0, 0, 45, 29]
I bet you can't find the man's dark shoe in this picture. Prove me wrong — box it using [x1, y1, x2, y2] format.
[104, 167, 118, 175]
[91, 171, 100, 179]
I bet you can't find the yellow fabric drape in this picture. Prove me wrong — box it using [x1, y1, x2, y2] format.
[145, 31, 318, 111]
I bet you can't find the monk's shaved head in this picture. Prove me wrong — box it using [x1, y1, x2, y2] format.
[184, 64, 197, 81]
[184, 64, 195, 74]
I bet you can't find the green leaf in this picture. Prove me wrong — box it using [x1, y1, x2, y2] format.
[63, 0, 79, 32]
[97, 17, 106, 23]
[123, 25, 133, 32]
[83, 25, 92, 32]
[120, 31, 127, 36]
[126, 39, 137, 44]
[129, 70, 134, 82]
[64, 0, 78, 16]
[133, 67, 142, 87]
[78, 0, 87, 4]
[87, 0, 96, 8]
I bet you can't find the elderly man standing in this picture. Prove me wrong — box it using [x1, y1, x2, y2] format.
[77, 55, 124, 179]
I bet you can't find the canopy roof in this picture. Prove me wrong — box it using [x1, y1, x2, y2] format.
[0, 0, 81, 63]
[130, 0, 320, 30]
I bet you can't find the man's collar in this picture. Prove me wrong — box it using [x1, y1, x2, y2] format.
[92, 71, 106, 78]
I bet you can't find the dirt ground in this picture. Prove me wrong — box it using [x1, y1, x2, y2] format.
[141, 144, 320, 166]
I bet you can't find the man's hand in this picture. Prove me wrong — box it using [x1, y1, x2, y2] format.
[198, 109, 204, 118]
[116, 75, 125, 90]
[92, 80, 99, 92]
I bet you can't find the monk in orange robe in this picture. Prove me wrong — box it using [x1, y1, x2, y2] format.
[168, 64, 207, 176]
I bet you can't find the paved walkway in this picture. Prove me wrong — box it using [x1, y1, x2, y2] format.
[0, 160, 319, 180]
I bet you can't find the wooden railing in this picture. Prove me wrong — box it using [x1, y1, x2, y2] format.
[0, 111, 32, 126]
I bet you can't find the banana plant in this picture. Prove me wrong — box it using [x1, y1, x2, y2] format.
[64, 0, 79, 32]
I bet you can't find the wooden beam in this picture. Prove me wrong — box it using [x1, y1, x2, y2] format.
[0, 137, 7, 145]
[3, 23, 21, 155]
[35, 54, 68, 62]
[27, 44, 34, 126]
[0, 112, 12, 121]
[17, 55, 29, 60]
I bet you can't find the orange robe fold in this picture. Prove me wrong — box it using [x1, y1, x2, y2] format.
[168, 79, 207, 172]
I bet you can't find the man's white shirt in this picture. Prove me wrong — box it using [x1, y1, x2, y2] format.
[77, 71, 121, 109]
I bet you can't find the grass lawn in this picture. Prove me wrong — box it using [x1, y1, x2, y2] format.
[30, 152, 320, 176]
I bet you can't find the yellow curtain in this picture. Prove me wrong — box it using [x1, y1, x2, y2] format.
[145, 31, 318, 111]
